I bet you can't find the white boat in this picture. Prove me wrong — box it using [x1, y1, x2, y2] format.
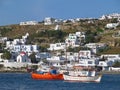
[62, 49, 102, 82]
[63, 66, 102, 82]
[63, 73, 102, 82]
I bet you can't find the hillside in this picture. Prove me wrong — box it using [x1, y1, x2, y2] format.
[0, 19, 115, 38]
[0, 18, 120, 53]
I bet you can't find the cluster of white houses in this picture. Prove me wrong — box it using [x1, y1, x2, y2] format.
[0, 31, 120, 71]
[0, 33, 39, 68]
[99, 13, 120, 20]
[19, 13, 120, 31]
[20, 21, 38, 25]
[99, 13, 120, 29]
[48, 32, 85, 51]
[5, 33, 39, 54]
[0, 13, 120, 71]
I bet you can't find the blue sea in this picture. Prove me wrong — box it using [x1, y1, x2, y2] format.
[0, 73, 120, 90]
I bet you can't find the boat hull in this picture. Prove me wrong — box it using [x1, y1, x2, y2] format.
[63, 74, 102, 82]
[31, 73, 63, 80]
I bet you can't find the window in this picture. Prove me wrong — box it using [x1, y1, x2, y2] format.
[88, 61, 93, 64]
[100, 63, 103, 65]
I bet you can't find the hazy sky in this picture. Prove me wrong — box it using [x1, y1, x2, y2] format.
[0, 0, 120, 26]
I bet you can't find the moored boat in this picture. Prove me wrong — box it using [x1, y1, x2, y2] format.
[31, 66, 63, 80]
[63, 66, 102, 82]
[31, 72, 63, 80]
[63, 73, 102, 82]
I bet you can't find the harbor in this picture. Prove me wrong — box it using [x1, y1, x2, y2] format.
[0, 0, 120, 89]
[0, 73, 120, 90]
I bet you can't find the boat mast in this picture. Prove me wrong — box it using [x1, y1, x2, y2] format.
[65, 43, 68, 71]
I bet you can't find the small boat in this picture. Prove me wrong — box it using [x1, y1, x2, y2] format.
[31, 72, 63, 80]
[63, 73, 102, 82]
[63, 66, 102, 82]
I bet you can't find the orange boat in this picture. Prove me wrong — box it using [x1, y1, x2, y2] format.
[31, 72, 63, 80]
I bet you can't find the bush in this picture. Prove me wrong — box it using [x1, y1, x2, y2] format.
[112, 61, 120, 67]
[1, 50, 11, 60]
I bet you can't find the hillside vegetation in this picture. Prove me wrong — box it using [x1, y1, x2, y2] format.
[0, 18, 120, 54]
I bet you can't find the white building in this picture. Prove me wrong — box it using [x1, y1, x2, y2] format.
[75, 32, 85, 37]
[0, 53, 3, 62]
[100, 54, 120, 67]
[79, 50, 91, 59]
[16, 52, 31, 63]
[44, 17, 55, 25]
[105, 23, 119, 29]
[75, 50, 100, 67]
[0, 51, 32, 68]
[65, 32, 85, 47]
[48, 43, 66, 51]
[99, 15, 107, 20]
[76, 58, 97, 67]
[11, 45, 39, 53]
[0, 37, 8, 43]
[101, 54, 120, 59]
[99, 13, 120, 20]
[101, 54, 120, 62]
[62, 52, 79, 62]
[35, 52, 51, 60]
[5, 33, 39, 54]
[44, 17, 63, 25]
[108, 13, 120, 19]
[98, 61, 108, 71]
[0, 52, 31, 68]
[6, 33, 29, 49]
[20, 21, 38, 25]
[65, 33, 77, 47]
[47, 56, 65, 67]
[85, 43, 107, 54]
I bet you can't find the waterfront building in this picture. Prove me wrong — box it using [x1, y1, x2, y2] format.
[46, 56, 65, 67]
[16, 52, 31, 63]
[98, 61, 108, 71]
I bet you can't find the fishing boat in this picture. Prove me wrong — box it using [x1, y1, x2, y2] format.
[31, 72, 63, 80]
[63, 50, 103, 82]
[31, 66, 63, 80]
[63, 66, 102, 82]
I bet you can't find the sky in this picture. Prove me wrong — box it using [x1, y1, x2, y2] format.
[0, 0, 120, 26]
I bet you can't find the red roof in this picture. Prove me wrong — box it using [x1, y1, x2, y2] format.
[20, 52, 26, 55]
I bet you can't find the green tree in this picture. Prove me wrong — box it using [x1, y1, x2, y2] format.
[1, 50, 11, 60]
[0, 27, 12, 36]
[112, 61, 120, 67]
[67, 47, 81, 52]
[29, 52, 38, 63]
[40, 46, 48, 52]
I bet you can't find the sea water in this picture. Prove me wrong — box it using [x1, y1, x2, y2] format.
[0, 73, 120, 90]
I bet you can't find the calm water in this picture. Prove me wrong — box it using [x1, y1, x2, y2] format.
[0, 73, 120, 90]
